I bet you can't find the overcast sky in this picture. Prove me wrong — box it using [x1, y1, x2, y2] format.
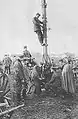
[0, 0, 78, 58]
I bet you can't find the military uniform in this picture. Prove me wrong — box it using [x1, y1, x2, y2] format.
[33, 16, 43, 45]
[23, 49, 31, 58]
[31, 65, 41, 95]
[10, 59, 25, 105]
[62, 63, 75, 94]
[23, 49, 32, 67]
[3, 56, 12, 74]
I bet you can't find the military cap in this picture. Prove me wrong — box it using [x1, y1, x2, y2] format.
[24, 46, 27, 49]
[36, 13, 41, 16]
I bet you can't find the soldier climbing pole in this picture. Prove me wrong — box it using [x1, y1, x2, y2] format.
[41, 0, 50, 64]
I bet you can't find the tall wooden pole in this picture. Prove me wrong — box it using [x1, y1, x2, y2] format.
[41, 0, 49, 63]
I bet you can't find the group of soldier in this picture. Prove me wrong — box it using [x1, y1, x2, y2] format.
[45, 58, 76, 98]
[0, 12, 76, 107]
[0, 46, 33, 106]
[0, 45, 78, 106]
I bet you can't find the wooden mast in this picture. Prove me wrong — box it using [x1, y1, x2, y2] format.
[41, 0, 50, 63]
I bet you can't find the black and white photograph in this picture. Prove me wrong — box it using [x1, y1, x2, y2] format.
[0, 0, 78, 118]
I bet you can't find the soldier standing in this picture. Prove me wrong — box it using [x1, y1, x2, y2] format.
[23, 46, 31, 58]
[23, 46, 32, 67]
[3, 54, 12, 74]
[31, 65, 41, 96]
[62, 58, 75, 97]
[33, 13, 45, 46]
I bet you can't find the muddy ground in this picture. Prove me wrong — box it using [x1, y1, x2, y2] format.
[8, 90, 78, 119]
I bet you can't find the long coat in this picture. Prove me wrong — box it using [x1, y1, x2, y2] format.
[62, 63, 75, 94]
[10, 59, 25, 105]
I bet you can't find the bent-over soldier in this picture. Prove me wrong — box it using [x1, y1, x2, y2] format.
[10, 57, 26, 105]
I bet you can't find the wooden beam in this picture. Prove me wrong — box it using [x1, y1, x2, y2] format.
[0, 104, 24, 117]
[0, 103, 7, 107]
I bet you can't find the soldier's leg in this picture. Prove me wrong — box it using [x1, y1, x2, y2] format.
[8, 65, 10, 74]
[6, 67, 9, 74]
[36, 31, 43, 45]
[15, 83, 22, 105]
[12, 90, 21, 106]
[17, 92, 21, 103]
[35, 82, 41, 95]
[15, 88, 22, 106]
[22, 88, 26, 100]
[11, 91, 17, 106]
[4, 66, 7, 73]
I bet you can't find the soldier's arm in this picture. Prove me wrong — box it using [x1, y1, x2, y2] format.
[33, 17, 43, 25]
[9, 58, 12, 64]
[40, 24, 44, 29]
[48, 72, 56, 84]
[27, 50, 32, 57]
[39, 20, 43, 24]
[2, 58, 4, 63]
[28, 51, 32, 57]
[33, 17, 43, 31]
[38, 19, 44, 28]
[48, 77, 54, 84]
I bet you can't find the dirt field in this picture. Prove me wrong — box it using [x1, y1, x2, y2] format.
[9, 91, 78, 119]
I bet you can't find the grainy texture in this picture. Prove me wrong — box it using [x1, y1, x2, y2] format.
[9, 91, 78, 119]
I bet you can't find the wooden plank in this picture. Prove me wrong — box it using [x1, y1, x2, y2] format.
[0, 89, 10, 98]
[0, 103, 7, 107]
[0, 104, 24, 117]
